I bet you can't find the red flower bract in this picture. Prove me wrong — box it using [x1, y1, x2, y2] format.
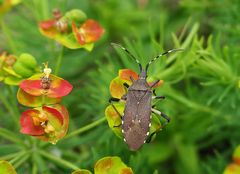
[39, 19, 57, 30]
[19, 74, 73, 98]
[20, 104, 69, 144]
[20, 109, 45, 135]
[72, 19, 104, 45]
[17, 73, 73, 107]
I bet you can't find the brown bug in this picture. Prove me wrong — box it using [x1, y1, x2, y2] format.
[109, 43, 183, 151]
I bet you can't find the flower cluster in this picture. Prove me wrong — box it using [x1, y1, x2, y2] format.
[105, 69, 163, 141]
[17, 63, 72, 144]
[0, 52, 40, 85]
[72, 156, 133, 174]
[224, 145, 240, 174]
[39, 9, 104, 50]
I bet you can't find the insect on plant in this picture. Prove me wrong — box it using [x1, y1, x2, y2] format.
[110, 43, 183, 151]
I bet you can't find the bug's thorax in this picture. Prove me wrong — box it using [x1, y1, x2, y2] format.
[129, 69, 150, 91]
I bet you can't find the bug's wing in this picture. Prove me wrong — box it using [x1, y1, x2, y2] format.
[137, 91, 152, 132]
[122, 91, 152, 151]
[122, 91, 138, 131]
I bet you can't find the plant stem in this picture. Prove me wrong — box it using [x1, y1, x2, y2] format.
[39, 150, 79, 170]
[9, 151, 28, 164]
[0, 151, 24, 161]
[32, 161, 38, 174]
[54, 46, 64, 75]
[0, 91, 19, 126]
[64, 117, 106, 139]
[13, 153, 30, 169]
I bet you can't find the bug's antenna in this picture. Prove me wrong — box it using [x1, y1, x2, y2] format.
[145, 48, 184, 71]
[111, 43, 142, 72]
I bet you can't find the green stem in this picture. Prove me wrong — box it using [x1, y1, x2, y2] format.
[32, 160, 38, 174]
[54, 46, 64, 75]
[64, 117, 106, 139]
[0, 128, 26, 147]
[9, 151, 28, 164]
[0, 151, 24, 161]
[0, 91, 19, 126]
[13, 153, 30, 169]
[39, 150, 79, 170]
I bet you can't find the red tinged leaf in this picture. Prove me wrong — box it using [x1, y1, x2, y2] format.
[72, 19, 104, 45]
[19, 79, 42, 96]
[48, 75, 73, 98]
[148, 79, 164, 88]
[43, 106, 64, 126]
[110, 77, 126, 99]
[20, 109, 45, 136]
[118, 69, 138, 82]
[19, 74, 73, 98]
[39, 19, 56, 30]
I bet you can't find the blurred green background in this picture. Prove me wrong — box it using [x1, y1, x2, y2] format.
[0, 0, 240, 173]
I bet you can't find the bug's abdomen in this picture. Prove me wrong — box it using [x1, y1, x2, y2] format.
[122, 90, 152, 151]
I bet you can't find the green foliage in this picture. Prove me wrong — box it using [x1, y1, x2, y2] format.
[0, 0, 240, 174]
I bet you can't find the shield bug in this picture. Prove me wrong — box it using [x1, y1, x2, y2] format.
[109, 43, 183, 151]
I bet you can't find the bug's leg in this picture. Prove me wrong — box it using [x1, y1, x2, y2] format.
[152, 96, 165, 100]
[150, 80, 160, 88]
[123, 82, 129, 93]
[130, 76, 135, 83]
[146, 132, 156, 143]
[109, 98, 122, 127]
[123, 82, 129, 88]
[109, 98, 121, 119]
[146, 109, 170, 143]
[153, 89, 157, 96]
[109, 97, 127, 127]
[151, 108, 171, 123]
[121, 94, 127, 101]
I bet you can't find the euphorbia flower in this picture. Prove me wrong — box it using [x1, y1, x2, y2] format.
[72, 19, 104, 45]
[17, 63, 73, 107]
[105, 69, 163, 140]
[39, 9, 104, 50]
[20, 104, 69, 144]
